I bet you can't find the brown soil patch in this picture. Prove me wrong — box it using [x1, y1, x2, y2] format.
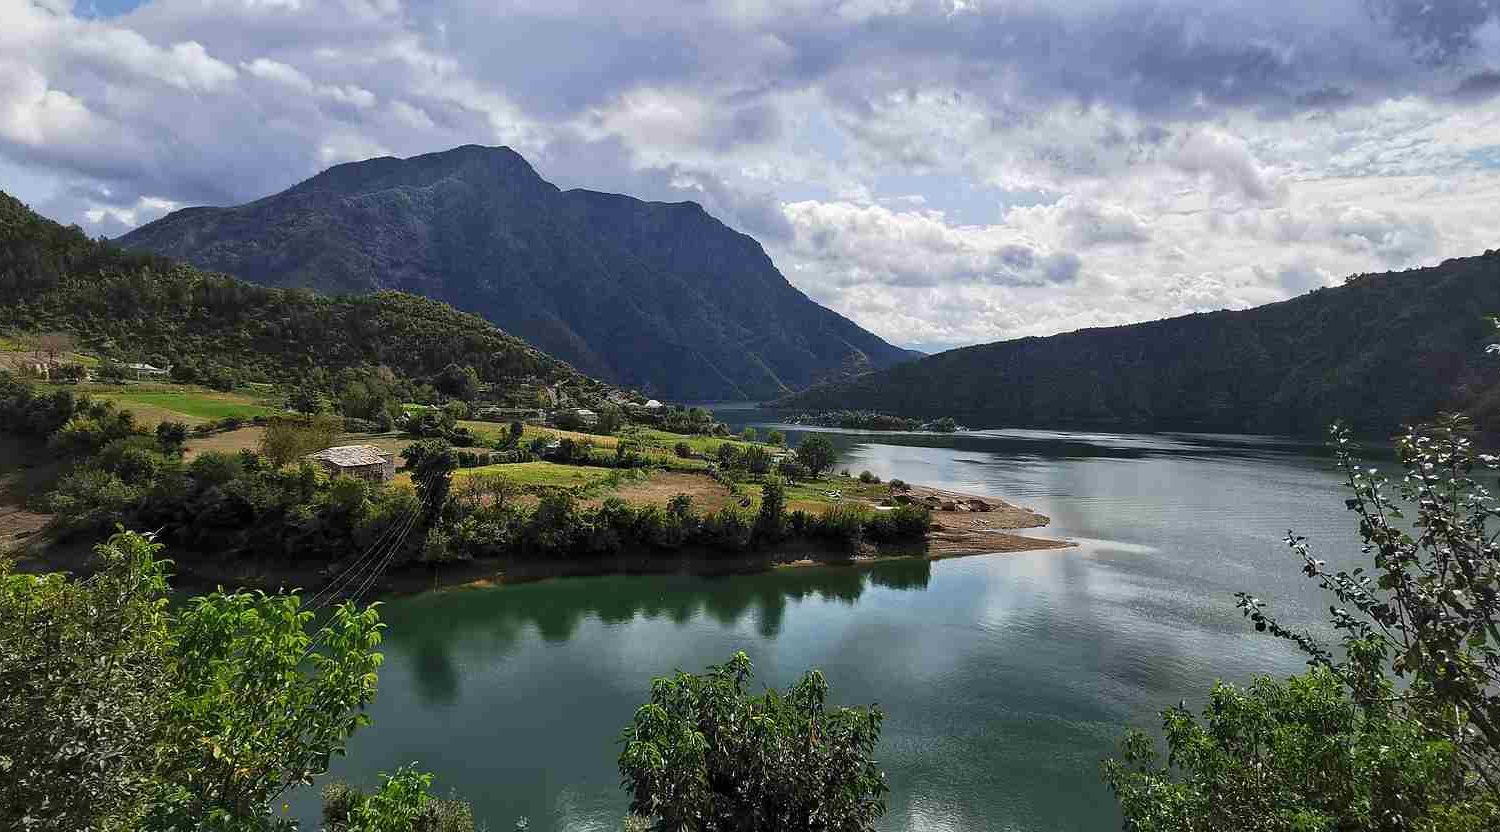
[0, 435, 62, 556]
[587, 471, 743, 513]
[184, 426, 265, 460]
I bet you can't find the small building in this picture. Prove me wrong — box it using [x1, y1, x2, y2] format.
[126, 362, 170, 380]
[305, 444, 396, 483]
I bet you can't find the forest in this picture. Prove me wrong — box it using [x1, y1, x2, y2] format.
[782, 253, 1500, 437]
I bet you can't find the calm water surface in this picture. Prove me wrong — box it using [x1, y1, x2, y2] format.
[294, 424, 1381, 831]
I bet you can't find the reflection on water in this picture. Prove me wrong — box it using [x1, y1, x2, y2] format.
[297, 426, 1386, 832]
[393, 559, 933, 707]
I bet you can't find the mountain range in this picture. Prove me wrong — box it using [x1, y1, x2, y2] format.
[118, 145, 915, 401]
[780, 253, 1500, 437]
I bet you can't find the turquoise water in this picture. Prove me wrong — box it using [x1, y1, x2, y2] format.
[295, 426, 1378, 830]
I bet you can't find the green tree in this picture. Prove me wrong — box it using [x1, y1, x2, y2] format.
[619, 652, 888, 832]
[0, 532, 171, 832]
[155, 420, 189, 456]
[434, 364, 480, 402]
[402, 439, 459, 525]
[753, 477, 787, 543]
[1104, 416, 1500, 829]
[794, 434, 837, 477]
[767, 430, 786, 447]
[740, 427, 757, 443]
[1, 531, 393, 831]
[259, 413, 344, 466]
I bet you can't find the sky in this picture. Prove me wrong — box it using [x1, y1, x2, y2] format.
[3, 1, 1500, 353]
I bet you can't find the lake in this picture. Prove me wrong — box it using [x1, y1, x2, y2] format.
[293, 424, 1380, 831]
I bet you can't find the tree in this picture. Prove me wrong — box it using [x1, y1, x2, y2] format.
[434, 364, 480, 402]
[1101, 666, 1486, 831]
[508, 420, 525, 446]
[754, 477, 787, 543]
[155, 421, 189, 456]
[1, 531, 392, 831]
[795, 434, 837, 477]
[259, 413, 343, 466]
[0, 531, 171, 831]
[35, 331, 76, 364]
[597, 404, 624, 435]
[1104, 416, 1500, 829]
[402, 439, 458, 525]
[287, 383, 332, 415]
[740, 427, 757, 443]
[619, 652, 888, 832]
[767, 430, 786, 447]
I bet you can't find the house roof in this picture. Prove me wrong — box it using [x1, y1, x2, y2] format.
[305, 444, 391, 467]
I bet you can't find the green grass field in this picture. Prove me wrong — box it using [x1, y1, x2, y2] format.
[97, 390, 280, 422]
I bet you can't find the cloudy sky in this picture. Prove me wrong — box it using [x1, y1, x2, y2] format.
[4, 0, 1500, 352]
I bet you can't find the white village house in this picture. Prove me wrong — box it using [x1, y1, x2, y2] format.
[304, 444, 397, 483]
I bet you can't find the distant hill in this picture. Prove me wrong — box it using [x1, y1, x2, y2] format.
[779, 254, 1500, 437]
[117, 144, 916, 400]
[0, 191, 586, 389]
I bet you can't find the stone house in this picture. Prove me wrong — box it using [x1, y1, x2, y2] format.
[305, 444, 396, 483]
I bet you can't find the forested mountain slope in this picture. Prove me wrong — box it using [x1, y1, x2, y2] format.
[781, 253, 1500, 436]
[0, 191, 583, 388]
[118, 144, 916, 400]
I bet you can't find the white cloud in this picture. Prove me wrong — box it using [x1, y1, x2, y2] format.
[3, 0, 1500, 353]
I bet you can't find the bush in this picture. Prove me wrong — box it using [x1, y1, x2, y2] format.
[888, 479, 909, 493]
[777, 459, 810, 482]
[813, 503, 869, 548]
[155, 421, 189, 456]
[342, 417, 381, 434]
[864, 505, 931, 542]
[857, 470, 880, 484]
[674, 441, 694, 458]
[53, 363, 88, 383]
[259, 413, 343, 466]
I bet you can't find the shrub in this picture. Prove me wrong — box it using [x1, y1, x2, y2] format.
[858, 470, 880, 484]
[674, 441, 694, 458]
[53, 363, 88, 383]
[814, 503, 869, 548]
[864, 505, 931, 542]
[699, 507, 751, 552]
[342, 417, 381, 434]
[155, 421, 189, 456]
[777, 459, 810, 482]
[888, 479, 910, 493]
[259, 413, 343, 466]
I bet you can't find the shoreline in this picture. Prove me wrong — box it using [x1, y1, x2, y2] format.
[9, 483, 1073, 599]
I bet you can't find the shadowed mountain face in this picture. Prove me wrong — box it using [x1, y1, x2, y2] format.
[119, 145, 915, 400]
[780, 252, 1500, 437]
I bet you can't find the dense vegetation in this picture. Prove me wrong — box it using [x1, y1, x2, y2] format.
[0, 374, 928, 572]
[3, 531, 888, 831]
[0, 191, 580, 391]
[117, 144, 916, 400]
[782, 254, 1500, 436]
[786, 410, 958, 432]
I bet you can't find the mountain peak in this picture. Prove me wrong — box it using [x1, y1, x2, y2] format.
[284, 144, 545, 198]
[119, 146, 915, 400]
